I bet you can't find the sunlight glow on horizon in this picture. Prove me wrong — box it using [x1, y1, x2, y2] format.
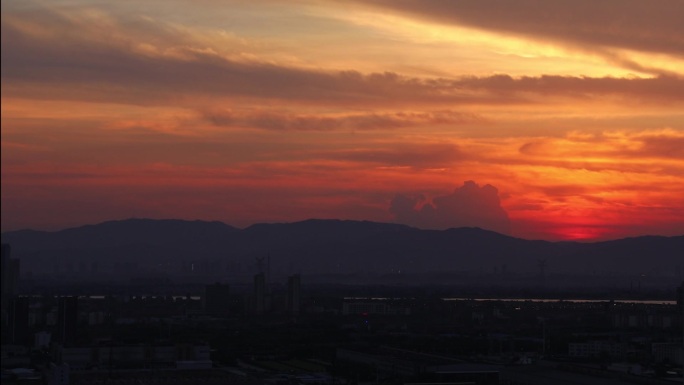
[2, 0, 683, 240]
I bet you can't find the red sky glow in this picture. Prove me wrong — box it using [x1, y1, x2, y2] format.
[2, 0, 683, 241]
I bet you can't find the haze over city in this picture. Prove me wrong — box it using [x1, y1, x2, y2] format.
[2, 0, 684, 241]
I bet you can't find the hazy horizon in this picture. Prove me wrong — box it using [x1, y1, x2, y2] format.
[3, 216, 683, 244]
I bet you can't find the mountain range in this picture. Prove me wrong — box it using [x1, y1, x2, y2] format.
[2, 219, 683, 285]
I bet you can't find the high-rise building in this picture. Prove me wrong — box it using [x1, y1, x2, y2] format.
[287, 274, 301, 316]
[0, 244, 8, 320]
[204, 283, 231, 317]
[253, 273, 266, 315]
[1, 244, 18, 317]
[8, 296, 30, 345]
[10, 258, 20, 296]
[57, 297, 79, 346]
[677, 281, 683, 312]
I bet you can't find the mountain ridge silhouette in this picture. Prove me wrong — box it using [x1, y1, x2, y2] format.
[2, 218, 682, 279]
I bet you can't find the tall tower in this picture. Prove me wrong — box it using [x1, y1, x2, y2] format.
[537, 258, 547, 285]
[57, 297, 79, 346]
[253, 273, 266, 315]
[8, 296, 30, 345]
[679, 280, 684, 380]
[0, 244, 9, 319]
[1, 244, 19, 323]
[287, 274, 301, 316]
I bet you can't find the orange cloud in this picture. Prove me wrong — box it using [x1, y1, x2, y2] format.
[355, 0, 684, 73]
[2, 2, 682, 241]
[4, 8, 684, 110]
[203, 109, 483, 131]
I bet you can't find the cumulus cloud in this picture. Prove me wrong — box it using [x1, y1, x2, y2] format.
[390, 181, 511, 234]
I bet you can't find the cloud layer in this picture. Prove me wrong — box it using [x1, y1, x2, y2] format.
[358, 0, 684, 72]
[3, 7, 684, 110]
[1, 1, 682, 241]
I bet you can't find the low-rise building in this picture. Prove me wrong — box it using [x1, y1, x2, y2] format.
[342, 301, 410, 316]
[652, 343, 683, 366]
[568, 341, 628, 359]
[56, 343, 211, 370]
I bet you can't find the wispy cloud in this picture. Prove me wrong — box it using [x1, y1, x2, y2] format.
[355, 0, 684, 74]
[202, 109, 483, 131]
[3, 7, 683, 109]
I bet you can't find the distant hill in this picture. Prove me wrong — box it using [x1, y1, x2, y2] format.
[2, 218, 683, 284]
[3, 218, 238, 250]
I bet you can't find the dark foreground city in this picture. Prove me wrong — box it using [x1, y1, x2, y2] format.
[2, 243, 683, 385]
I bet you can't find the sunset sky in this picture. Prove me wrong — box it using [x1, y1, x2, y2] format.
[2, 0, 683, 241]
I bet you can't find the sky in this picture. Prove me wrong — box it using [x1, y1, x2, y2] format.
[2, 0, 684, 241]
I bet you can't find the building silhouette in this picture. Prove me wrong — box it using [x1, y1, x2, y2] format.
[204, 283, 231, 317]
[57, 297, 79, 346]
[8, 296, 30, 345]
[287, 274, 301, 316]
[253, 273, 266, 315]
[1, 244, 20, 322]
